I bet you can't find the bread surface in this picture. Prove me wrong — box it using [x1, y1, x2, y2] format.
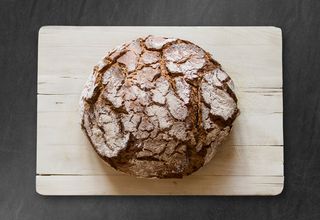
[80, 36, 239, 178]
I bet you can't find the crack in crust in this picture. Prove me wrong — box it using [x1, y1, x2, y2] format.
[80, 35, 239, 178]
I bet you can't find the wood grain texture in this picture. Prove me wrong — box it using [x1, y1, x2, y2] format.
[37, 26, 283, 195]
[36, 176, 284, 196]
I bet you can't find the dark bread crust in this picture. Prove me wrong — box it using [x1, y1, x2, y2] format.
[80, 36, 239, 178]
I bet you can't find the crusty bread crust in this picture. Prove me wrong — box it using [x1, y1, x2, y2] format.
[80, 36, 239, 178]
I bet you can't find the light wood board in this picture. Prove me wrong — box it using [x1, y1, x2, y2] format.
[37, 26, 283, 195]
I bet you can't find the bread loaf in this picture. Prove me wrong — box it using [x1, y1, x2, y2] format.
[80, 36, 239, 178]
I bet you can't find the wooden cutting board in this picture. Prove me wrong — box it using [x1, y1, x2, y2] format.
[36, 26, 283, 195]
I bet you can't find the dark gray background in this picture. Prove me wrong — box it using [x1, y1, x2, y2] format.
[0, 0, 319, 219]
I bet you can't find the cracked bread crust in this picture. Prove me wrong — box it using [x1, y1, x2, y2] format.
[80, 36, 239, 178]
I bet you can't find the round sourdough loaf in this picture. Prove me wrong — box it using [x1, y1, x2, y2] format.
[80, 36, 239, 178]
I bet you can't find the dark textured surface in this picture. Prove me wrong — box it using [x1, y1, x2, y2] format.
[0, 0, 319, 219]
